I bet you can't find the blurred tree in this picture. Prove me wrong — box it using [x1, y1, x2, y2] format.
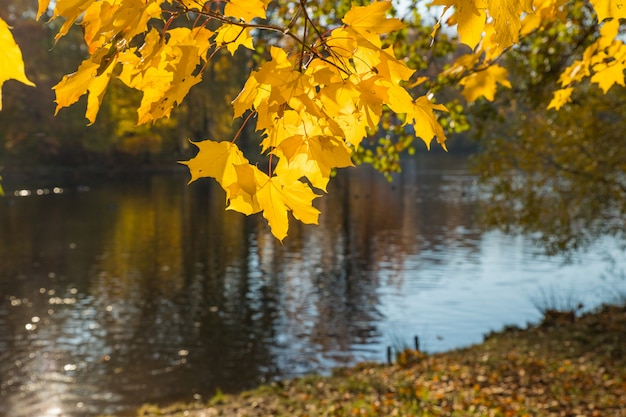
[469, 1, 626, 254]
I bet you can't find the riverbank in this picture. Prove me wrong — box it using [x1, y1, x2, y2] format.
[122, 303, 626, 417]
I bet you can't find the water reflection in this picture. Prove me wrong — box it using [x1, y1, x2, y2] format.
[0, 156, 623, 417]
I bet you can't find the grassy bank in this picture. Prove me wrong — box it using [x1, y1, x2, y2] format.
[128, 304, 626, 417]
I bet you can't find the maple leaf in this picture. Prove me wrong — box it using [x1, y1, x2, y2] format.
[224, 0, 267, 22]
[214, 24, 254, 55]
[591, 59, 626, 93]
[590, 0, 626, 21]
[255, 174, 321, 242]
[277, 134, 354, 191]
[181, 140, 249, 187]
[226, 163, 262, 215]
[143, 45, 203, 123]
[37, 0, 51, 19]
[407, 96, 448, 150]
[53, 47, 116, 124]
[232, 74, 262, 118]
[52, 0, 98, 40]
[273, 152, 330, 192]
[223, 162, 321, 241]
[342, 1, 403, 44]
[0, 18, 35, 110]
[459, 64, 511, 102]
[431, 0, 486, 50]
[547, 87, 573, 110]
[486, 0, 532, 50]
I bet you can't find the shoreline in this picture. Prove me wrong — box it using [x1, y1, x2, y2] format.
[117, 303, 626, 417]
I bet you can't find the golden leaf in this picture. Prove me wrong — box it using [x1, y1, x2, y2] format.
[547, 87, 573, 110]
[0, 18, 35, 111]
[181, 140, 249, 187]
[53, 48, 116, 124]
[459, 64, 511, 102]
[590, 0, 626, 21]
[256, 174, 321, 242]
[224, 0, 267, 22]
[342, 1, 403, 44]
[431, 0, 486, 50]
[407, 96, 448, 150]
[37, 0, 51, 19]
[214, 24, 254, 55]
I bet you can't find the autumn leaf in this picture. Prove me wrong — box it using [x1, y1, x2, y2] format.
[226, 163, 262, 215]
[255, 174, 321, 242]
[431, 0, 486, 50]
[277, 134, 354, 191]
[590, 0, 626, 21]
[214, 24, 254, 55]
[486, 0, 533, 50]
[591, 59, 626, 93]
[224, 0, 267, 22]
[342, 1, 403, 44]
[547, 87, 573, 110]
[0, 18, 35, 110]
[181, 140, 249, 187]
[53, 48, 116, 124]
[52, 0, 98, 40]
[458, 64, 511, 102]
[37, 0, 51, 19]
[407, 96, 448, 150]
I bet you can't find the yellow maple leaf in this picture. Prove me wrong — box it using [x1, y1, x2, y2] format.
[273, 152, 330, 192]
[277, 134, 354, 191]
[590, 0, 626, 21]
[486, 0, 532, 50]
[53, 0, 99, 40]
[256, 174, 321, 242]
[407, 96, 448, 150]
[214, 24, 254, 55]
[0, 18, 35, 110]
[224, 0, 267, 22]
[547, 87, 573, 110]
[459, 64, 511, 102]
[53, 48, 116, 124]
[81, 1, 115, 52]
[85, 57, 116, 124]
[591, 58, 626, 92]
[37, 0, 51, 19]
[226, 163, 262, 215]
[431, 0, 486, 50]
[232, 74, 263, 118]
[342, 1, 404, 44]
[181, 140, 249, 187]
[221, 162, 320, 241]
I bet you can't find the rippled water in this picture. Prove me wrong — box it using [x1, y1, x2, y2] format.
[0, 155, 624, 417]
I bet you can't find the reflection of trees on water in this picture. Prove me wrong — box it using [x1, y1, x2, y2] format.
[0, 159, 485, 416]
[472, 86, 626, 256]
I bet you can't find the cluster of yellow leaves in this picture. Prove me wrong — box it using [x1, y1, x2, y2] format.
[184, 1, 448, 240]
[3, 0, 626, 240]
[549, 16, 626, 109]
[436, 0, 626, 108]
[38, 0, 449, 240]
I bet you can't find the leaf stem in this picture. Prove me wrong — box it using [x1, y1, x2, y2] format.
[232, 110, 256, 143]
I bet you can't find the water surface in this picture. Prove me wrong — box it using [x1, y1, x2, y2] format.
[0, 155, 623, 417]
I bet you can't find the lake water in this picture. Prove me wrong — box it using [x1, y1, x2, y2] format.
[1, 154, 624, 417]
